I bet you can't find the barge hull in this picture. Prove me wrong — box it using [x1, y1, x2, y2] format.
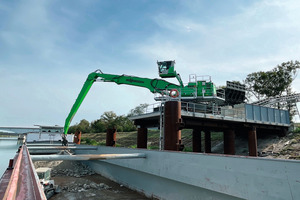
[75, 146, 300, 200]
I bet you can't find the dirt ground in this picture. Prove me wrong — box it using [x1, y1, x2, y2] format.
[34, 160, 151, 200]
[211, 131, 300, 159]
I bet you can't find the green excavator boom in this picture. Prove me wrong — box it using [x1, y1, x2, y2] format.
[63, 70, 180, 134]
[63, 61, 222, 136]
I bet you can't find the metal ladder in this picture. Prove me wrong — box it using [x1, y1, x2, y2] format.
[159, 102, 165, 150]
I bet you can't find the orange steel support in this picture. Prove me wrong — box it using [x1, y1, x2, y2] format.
[164, 101, 182, 151]
[192, 128, 202, 152]
[106, 128, 117, 147]
[224, 129, 235, 155]
[248, 127, 258, 157]
[137, 127, 148, 148]
[1, 145, 46, 200]
[204, 130, 211, 153]
[73, 130, 82, 144]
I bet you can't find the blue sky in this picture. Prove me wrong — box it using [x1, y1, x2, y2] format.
[1, 0, 300, 127]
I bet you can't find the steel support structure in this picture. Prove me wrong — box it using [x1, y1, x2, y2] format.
[192, 128, 202, 152]
[106, 128, 116, 147]
[0, 145, 46, 200]
[248, 127, 258, 157]
[164, 101, 182, 151]
[224, 129, 235, 155]
[204, 130, 211, 153]
[74, 130, 82, 144]
[137, 127, 148, 148]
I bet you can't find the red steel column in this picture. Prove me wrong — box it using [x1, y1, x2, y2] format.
[106, 128, 116, 147]
[164, 101, 182, 151]
[248, 127, 258, 157]
[224, 129, 235, 155]
[137, 127, 148, 148]
[204, 130, 211, 153]
[73, 130, 82, 144]
[192, 128, 202, 152]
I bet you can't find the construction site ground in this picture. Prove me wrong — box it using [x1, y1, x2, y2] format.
[81, 129, 300, 160]
[34, 160, 152, 200]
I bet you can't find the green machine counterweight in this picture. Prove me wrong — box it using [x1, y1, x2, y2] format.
[63, 61, 221, 135]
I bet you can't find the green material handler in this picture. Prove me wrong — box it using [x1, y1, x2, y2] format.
[63, 61, 221, 138]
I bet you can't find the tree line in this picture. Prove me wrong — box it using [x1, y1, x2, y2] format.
[68, 103, 149, 134]
[245, 60, 300, 120]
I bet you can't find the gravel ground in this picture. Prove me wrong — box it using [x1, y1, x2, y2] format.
[34, 160, 151, 200]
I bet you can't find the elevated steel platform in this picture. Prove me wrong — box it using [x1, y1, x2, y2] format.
[130, 102, 290, 129]
[130, 101, 290, 156]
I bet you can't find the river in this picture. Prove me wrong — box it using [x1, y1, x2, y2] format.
[0, 137, 19, 176]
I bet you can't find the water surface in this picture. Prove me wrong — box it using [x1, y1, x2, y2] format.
[0, 138, 19, 176]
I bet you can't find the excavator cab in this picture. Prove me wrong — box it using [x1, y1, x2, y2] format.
[157, 60, 177, 78]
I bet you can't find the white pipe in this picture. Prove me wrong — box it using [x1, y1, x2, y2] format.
[31, 153, 146, 161]
[27, 146, 98, 150]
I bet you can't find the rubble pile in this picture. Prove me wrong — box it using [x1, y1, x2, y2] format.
[51, 162, 96, 178]
[61, 182, 112, 193]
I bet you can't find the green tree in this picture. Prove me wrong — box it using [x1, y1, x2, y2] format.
[101, 111, 118, 129]
[245, 60, 300, 101]
[128, 103, 149, 117]
[70, 104, 150, 134]
[77, 119, 91, 133]
[67, 124, 78, 134]
[90, 119, 106, 133]
[116, 115, 136, 132]
[68, 119, 91, 133]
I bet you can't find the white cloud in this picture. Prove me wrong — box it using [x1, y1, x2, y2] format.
[131, 0, 300, 87]
[1, 0, 300, 126]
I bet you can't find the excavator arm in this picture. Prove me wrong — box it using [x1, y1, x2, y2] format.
[63, 70, 180, 135]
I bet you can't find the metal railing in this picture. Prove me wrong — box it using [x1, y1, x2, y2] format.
[226, 81, 246, 91]
[189, 74, 212, 83]
[154, 86, 222, 102]
[136, 101, 246, 120]
[253, 93, 300, 107]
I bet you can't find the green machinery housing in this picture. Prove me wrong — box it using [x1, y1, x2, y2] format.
[64, 61, 244, 135]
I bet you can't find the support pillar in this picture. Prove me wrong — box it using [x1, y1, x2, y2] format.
[137, 127, 148, 148]
[164, 101, 183, 151]
[204, 130, 211, 153]
[192, 128, 202, 152]
[73, 130, 82, 145]
[224, 129, 235, 155]
[106, 128, 116, 147]
[248, 127, 257, 157]
[279, 128, 288, 137]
